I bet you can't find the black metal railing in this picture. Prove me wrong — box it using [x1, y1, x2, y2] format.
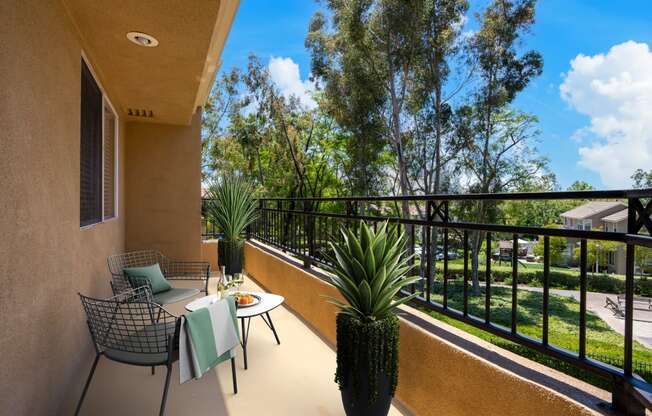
[201, 218, 221, 240]
[245, 189, 652, 414]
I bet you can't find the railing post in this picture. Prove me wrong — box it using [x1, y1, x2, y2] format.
[303, 200, 313, 269]
[610, 199, 646, 416]
[425, 200, 433, 303]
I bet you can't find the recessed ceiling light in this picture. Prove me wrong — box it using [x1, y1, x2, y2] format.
[126, 32, 159, 48]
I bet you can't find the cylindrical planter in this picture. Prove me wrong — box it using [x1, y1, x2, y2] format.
[219, 239, 244, 275]
[336, 314, 399, 416]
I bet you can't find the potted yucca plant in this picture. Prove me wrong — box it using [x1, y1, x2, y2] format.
[325, 221, 420, 416]
[204, 177, 258, 275]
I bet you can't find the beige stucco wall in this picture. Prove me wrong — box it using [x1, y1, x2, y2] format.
[244, 242, 607, 416]
[0, 1, 126, 414]
[124, 115, 202, 261]
[201, 239, 219, 270]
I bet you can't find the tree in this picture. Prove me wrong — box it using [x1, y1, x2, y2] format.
[408, 0, 469, 199]
[202, 68, 241, 181]
[204, 55, 345, 199]
[635, 245, 652, 277]
[501, 172, 563, 227]
[566, 180, 595, 191]
[574, 236, 623, 273]
[631, 169, 652, 189]
[533, 225, 568, 266]
[457, 0, 543, 294]
[306, 10, 388, 198]
[308, 0, 423, 217]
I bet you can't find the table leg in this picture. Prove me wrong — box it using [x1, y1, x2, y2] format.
[240, 317, 251, 370]
[261, 312, 281, 345]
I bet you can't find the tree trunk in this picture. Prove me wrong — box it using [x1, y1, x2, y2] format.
[471, 231, 482, 295]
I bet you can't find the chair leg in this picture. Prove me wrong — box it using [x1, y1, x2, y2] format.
[74, 354, 100, 416]
[159, 365, 173, 416]
[230, 357, 238, 394]
[151, 366, 155, 375]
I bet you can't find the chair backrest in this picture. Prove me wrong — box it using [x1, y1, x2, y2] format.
[107, 250, 168, 277]
[108, 251, 169, 294]
[79, 286, 178, 354]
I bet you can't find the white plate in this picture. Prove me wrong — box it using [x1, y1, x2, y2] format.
[235, 294, 261, 308]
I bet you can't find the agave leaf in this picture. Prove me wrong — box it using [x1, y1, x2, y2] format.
[376, 276, 421, 304]
[374, 293, 420, 318]
[370, 266, 386, 301]
[364, 246, 376, 281]
[371, 232, 386, 264]
[328, 275, 361, 308]
[345, 227, 365, 263]
[360, 222, 373, 252]
[358, 280, 373, 314]
[325, 298, 364, 319]
[349, 257, 369, 283]
[329, 242, 356, 279]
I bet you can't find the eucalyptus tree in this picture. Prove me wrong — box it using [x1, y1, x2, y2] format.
[458, 0, 544, 294]
[307, 7, 390, 200]
[307, 0, 424, 216]
[408, 0, 469, 200]
[632, 169, 652, 189]
[202, 68, 241, 181]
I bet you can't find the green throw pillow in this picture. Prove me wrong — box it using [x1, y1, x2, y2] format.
[123, 263, 172, 294]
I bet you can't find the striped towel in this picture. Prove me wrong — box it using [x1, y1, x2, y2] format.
[179, 297, 240, 383]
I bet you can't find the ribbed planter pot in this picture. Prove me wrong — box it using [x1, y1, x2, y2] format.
[336, 314, 399, 416]
[219, 239, 244, 275]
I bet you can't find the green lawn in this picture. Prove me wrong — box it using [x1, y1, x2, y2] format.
[418, 281, 652, 388]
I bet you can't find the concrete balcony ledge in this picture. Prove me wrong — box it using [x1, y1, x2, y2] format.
[243, 240, 619, 416]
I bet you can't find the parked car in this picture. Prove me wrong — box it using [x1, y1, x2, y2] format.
[435, 250, 459, 261]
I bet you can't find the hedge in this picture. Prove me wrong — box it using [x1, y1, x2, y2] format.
[434, 264, 652, 297]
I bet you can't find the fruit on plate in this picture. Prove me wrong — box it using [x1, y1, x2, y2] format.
[234, 293, 255, 306]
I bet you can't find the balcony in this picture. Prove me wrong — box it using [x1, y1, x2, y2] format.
[4, 1, 652, 415]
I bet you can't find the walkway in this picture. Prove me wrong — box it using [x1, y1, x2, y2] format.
[509, 285, 652, 349]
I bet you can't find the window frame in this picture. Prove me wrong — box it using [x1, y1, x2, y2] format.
[80, 53, 119, 229]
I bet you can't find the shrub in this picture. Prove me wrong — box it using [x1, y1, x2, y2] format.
[437, 263, 650, 295]
[588, 274, 625, 294]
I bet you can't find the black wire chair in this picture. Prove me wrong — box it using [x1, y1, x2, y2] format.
[107, 250, 210, 305]
[74, 286, 237, 416]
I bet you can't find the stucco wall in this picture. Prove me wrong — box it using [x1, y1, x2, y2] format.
[201, 239, 219, 270]
[0, 1, 126, 414]
[244, 242, 607, 416]
[124, 115, 202, 261]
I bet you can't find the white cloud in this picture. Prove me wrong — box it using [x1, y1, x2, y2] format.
[268, 57, 317, 110]
[560, 41, 652, 188]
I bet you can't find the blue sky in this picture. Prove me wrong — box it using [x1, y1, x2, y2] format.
[219, 0, 652, 190]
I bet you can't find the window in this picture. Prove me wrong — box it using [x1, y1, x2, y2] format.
[103, 105, 116, 219]
[80, 58, 118, 227]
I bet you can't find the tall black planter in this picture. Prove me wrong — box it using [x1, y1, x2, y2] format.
[219, 240, 244, 275]
[336, 314, 398, 416]
[341, 367, 392, 416]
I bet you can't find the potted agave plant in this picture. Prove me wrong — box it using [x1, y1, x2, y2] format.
[204, 177, 258, 275]
[325, 221, 420, 416]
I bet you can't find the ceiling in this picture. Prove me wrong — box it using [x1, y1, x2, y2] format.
[63, 0, 239, 125]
